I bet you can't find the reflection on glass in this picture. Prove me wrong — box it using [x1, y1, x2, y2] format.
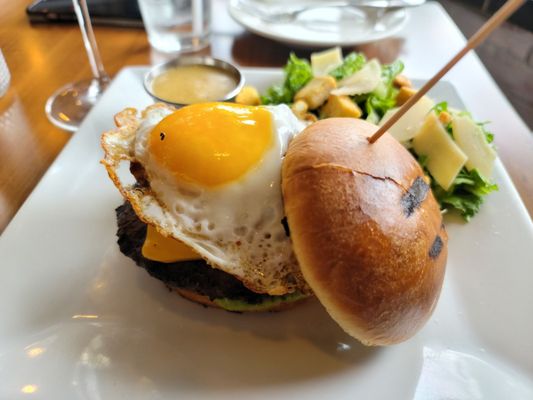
[45, 0, 110, 132]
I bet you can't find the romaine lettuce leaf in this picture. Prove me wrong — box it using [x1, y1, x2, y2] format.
[478, 121, 495, 143]
[381, 60, 404, 87]
[415, 152, 498, 220]
[360, 60, 404, 123]
[433, 169, 498, 220]
[365, 93, 398, 124]
[412, 103, 498, 220]
[432, 101, 449, 115]
[329, 52, 366, 81]
[261, 53, 313, 105]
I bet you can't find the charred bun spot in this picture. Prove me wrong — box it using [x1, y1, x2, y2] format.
[401, 176, 430, 217]
[429, 235, 444, 259]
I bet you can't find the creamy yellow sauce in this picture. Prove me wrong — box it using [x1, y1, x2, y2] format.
[151, 65, 237, 104]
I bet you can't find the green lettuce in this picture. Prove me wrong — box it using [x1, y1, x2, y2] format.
[261, 53, 313, 105]
[380, 60, 404, 88]
[329, 52, 366, 81]
[478, 121, 494, 143]
[431, 101, 453, 135]
[213, 292, 306, 312]
[362, 60, 404, 123]
[364, 93, 398, 124]
[431, 169, 498, 221]
[432, 101, 449, 115]
[413, 104, 498, 220]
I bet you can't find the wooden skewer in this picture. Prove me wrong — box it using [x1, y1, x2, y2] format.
[368, 0, 525, 144]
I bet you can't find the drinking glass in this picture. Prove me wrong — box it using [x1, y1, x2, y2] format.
[138, 0, 210, 53]
[45, 0, 110, 132]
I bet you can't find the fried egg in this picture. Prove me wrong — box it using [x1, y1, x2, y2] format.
[101, 102, 309, 295]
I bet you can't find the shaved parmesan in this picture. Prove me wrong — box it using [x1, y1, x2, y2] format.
[412, 112, 467, 190]
[452, 115, 496, 178]
[378, 95, 435, 142]
[331, 59, 381, 96]
[311, 47, 343, 77]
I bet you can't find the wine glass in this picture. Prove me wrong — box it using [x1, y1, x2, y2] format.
[45, 0, 110, 132]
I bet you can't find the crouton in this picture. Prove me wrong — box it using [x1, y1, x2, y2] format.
[235, 86, 261, 106]
[396, 86, 418, 106]
[393, 74, 412, 88]
[302, 112, 318, 123]
[438, 111, 452, 125]
[290, 99, 309, 119]
[294, 76, 337, 109]
[320, 95, 362, 119]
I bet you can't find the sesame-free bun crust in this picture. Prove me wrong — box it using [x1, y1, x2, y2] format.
[282, 118, 447, 345]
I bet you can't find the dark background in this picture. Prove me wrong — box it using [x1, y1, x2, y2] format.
[438, 0, 532, 130]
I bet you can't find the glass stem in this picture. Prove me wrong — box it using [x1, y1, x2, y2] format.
[72, 0, 110, 84]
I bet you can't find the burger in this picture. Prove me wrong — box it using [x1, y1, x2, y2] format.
[101, 102, 447, 345]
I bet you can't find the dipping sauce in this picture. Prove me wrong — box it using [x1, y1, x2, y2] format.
[151, 65, 238, 104]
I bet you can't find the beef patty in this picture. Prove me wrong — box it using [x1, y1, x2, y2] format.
[116, 202, 286, 304]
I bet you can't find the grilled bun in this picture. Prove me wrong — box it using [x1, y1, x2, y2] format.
[282, 118, 447, 345]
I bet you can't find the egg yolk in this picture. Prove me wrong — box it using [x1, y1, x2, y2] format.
[149, 103, 273, 187]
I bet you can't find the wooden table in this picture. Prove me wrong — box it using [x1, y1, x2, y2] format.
[0, 1, 532, 234]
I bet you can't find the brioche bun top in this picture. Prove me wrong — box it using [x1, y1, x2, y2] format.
[282, 118, 447, 345]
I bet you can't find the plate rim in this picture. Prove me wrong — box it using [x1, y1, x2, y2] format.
[227, 0, 409, 47]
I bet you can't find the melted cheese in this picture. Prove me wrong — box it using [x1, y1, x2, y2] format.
[142, 225, 200, 263]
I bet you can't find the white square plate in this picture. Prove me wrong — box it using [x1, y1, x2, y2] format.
[1, 67, 532, 399]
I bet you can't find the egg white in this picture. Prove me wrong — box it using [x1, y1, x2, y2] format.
[117, 104, 307, 295]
